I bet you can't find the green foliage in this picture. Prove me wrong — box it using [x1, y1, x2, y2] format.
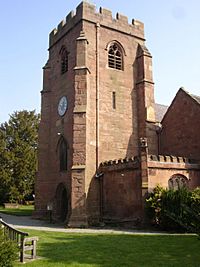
[0, 229, 18, 267]
[145, 185, 165, 225]
[146, 185, 200, 233]
[0, 110, 40, 204]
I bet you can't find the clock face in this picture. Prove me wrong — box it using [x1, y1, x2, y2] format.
[58, 96, 68, 116]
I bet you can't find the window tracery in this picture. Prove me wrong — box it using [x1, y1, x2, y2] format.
[168, 174, 188, 190]
[60, 47, 68, 74]
[108, 42, 123, 70]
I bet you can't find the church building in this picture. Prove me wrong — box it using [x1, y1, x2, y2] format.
[34, 1, 200, 226]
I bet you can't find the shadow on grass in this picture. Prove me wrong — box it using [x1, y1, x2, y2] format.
[0, 205, 33, 216]
[28, 233, 200, 267]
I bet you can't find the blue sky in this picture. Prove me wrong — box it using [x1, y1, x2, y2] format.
[1, 0, 200, 123]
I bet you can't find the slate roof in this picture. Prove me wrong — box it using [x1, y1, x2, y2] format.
[155, 103, 168, 122]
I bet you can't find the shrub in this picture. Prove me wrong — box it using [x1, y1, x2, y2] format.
[146, 185, 200, 233]
[161, 187, 192, 231]
[145, 185, 165, 226]
[0, 229, 18, 267]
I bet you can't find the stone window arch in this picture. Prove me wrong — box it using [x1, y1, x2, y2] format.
[168, 174, 188, 190]
[107, 41, 124, 70]
[60, 46, 69, 74]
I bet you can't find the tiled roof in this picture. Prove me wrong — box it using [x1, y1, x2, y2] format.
[155, 103, 168, 122]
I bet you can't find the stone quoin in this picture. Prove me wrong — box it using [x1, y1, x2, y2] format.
[34, 1, 200, 226]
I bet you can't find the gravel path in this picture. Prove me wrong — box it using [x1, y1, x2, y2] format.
[0, 212, 192, 235]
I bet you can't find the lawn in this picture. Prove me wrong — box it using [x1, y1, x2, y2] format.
[0, 205, 34, 216]
[14, 229, 200, 267]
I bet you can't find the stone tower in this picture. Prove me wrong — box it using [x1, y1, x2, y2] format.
[34, 1, 156, 226]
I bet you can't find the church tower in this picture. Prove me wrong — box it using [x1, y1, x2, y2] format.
[34, 1, 156, 226]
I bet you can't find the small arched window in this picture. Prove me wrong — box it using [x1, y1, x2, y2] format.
[168, 174, 188, 190]
[60, 47, 68, 74]
[108, 42, 123, 70]
[59, 138, 68, 171]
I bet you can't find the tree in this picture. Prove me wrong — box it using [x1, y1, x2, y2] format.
[0, 129, 11, 203]
[0, 110, 40, 204]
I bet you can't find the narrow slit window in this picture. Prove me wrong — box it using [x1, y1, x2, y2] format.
[112, 92, 116, 109]
[60, 139, 68, 171]
[108, 43, 123, 70]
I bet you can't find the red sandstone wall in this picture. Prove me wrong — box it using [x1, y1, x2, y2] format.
[102, 169, 142, 221]
[84, 19, 144, 163]
[136, 45, 157, 154]
[35, 20, 82, 216]
[36, 1, 157, 224]
[148, 156, 200, 191]
[100, 161, 142, 222]
[81, 5, 146, 220]
[160, 89, 200, 160]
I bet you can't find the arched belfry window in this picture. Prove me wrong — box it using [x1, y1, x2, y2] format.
[59, 138, 68, 171]
[60, 47, 69, 74]
[168, 174, 188, 190]
[108, 42, 123, 70]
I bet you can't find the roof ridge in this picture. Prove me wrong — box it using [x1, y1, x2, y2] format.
[180, 87, 200, 105]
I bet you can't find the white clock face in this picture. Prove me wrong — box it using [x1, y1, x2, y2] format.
[58, 96, 68, 116]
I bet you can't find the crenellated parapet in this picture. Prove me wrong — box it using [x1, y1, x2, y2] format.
[100, 156, 139, 166]
[49, 1, 144, 47]
[148, 154, 200, 164]
[99, 156, 139, 172]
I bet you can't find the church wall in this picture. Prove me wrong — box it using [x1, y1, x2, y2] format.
[35, 1, 169, 225]
[135, 46, 157, 155]
[35, 20, 83, 218]
[148, 155, 200, 191]
[160, 89, 200, 160]
[97, 27, 140, 161]
[79, 7, 146, 221]
[81, 5, 146, 167]
[36, 1, 147, 222]
[99, 158, 142, 224]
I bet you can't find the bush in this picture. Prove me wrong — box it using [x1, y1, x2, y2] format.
[0, 229, 18, 267]
[161, 187, 193, 231]
[145, 185, 165, 226]
[146, 185, 200, 233]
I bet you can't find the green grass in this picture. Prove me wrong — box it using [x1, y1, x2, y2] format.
[14, 229, 200, 267]
[0, 205, 34, 216]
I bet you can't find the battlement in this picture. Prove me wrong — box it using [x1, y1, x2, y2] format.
[49, 1, 144, 47]
[148, 154, 200, 164]
[99, 156, 139, 172]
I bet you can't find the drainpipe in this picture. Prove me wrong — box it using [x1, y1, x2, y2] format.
[96, 23, 100, 170]
[95, 22, 102, 221]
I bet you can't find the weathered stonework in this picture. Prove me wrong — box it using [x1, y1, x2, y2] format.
[34, 2, 200, 227]
[160, 88, 200, 160]
[147, 154, 200, 190]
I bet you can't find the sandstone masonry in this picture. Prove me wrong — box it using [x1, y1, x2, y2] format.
[34, 2, 200, 227]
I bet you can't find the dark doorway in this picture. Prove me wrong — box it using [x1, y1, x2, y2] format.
[55, 183, 68, 222]
[61, 188, 68, 222]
